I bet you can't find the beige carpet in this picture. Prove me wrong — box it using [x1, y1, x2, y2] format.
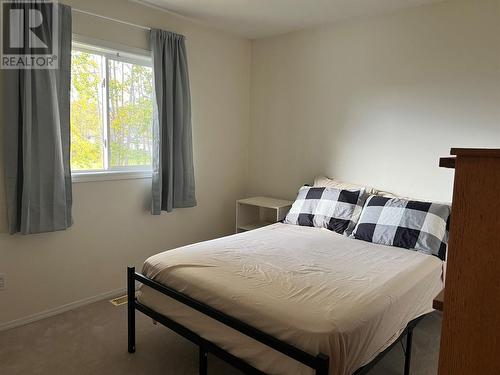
[0, 300, 442, 375]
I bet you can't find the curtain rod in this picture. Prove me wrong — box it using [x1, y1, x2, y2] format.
[72, 8, 152, 31]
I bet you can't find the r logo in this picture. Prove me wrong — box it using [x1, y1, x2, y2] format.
[9, 8, 49, 49]
[3, 1, 53, 54]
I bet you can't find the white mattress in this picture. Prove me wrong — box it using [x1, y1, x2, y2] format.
[138, 223, 443, 375]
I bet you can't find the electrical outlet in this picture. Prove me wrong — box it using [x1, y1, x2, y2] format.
[0, 274, 5, 290]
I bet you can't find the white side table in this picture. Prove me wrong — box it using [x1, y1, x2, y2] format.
[236, 196, 293, 233]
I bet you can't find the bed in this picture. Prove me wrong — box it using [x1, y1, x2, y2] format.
[129, 223, 443, 375]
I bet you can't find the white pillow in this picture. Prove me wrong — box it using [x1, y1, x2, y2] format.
[313, 176, 399, 198]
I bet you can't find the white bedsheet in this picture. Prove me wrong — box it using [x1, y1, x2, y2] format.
[138, 223, 443, 375]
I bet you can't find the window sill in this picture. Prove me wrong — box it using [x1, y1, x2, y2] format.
[71, 170, 152, 183]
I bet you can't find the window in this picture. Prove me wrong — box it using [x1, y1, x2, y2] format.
[70, 42, 154, 177]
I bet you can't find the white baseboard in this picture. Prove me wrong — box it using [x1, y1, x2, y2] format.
[0, 287, 127, 332]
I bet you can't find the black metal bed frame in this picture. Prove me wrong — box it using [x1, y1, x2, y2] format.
[127, 267, 423, 375]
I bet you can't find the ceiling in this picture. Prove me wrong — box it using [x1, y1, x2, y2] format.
[136, 0, 442, 39]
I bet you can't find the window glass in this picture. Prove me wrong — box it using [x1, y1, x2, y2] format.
[70, 44, 153, 173]
[70, 50, 105, 171]
[108, 59, 153, 168]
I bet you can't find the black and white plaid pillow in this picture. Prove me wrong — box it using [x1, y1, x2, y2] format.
[351, 196, 451, 260]
[284, 186, 367, 234]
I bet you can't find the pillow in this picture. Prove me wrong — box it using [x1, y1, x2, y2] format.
[351, 195, 451, 260]
[313, 176, 378, 195]
[313, 175, 400, 199]
[284, 186, 367, 235]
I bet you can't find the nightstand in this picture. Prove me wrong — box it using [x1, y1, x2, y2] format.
[236, 196, 293, 233]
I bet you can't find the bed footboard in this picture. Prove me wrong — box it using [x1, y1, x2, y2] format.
[127, 266, 423, 375]
[127, 266, 330, 375]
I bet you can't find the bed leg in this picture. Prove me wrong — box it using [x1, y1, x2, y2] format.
[127, 266, 136, 354]
[404, 327, 414, 375]
[199, 344, 208, 375]
[316, 353, 329, 375]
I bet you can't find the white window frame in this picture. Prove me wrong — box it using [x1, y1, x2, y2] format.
[70, 36, 154, 183]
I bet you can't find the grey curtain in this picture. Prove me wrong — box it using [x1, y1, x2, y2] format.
[150, 29, 196, 214]
[2, 3, 72, 234]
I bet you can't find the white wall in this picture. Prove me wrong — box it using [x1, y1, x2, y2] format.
[0, 0, 251, 326]
[249, 0, 500, 202]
